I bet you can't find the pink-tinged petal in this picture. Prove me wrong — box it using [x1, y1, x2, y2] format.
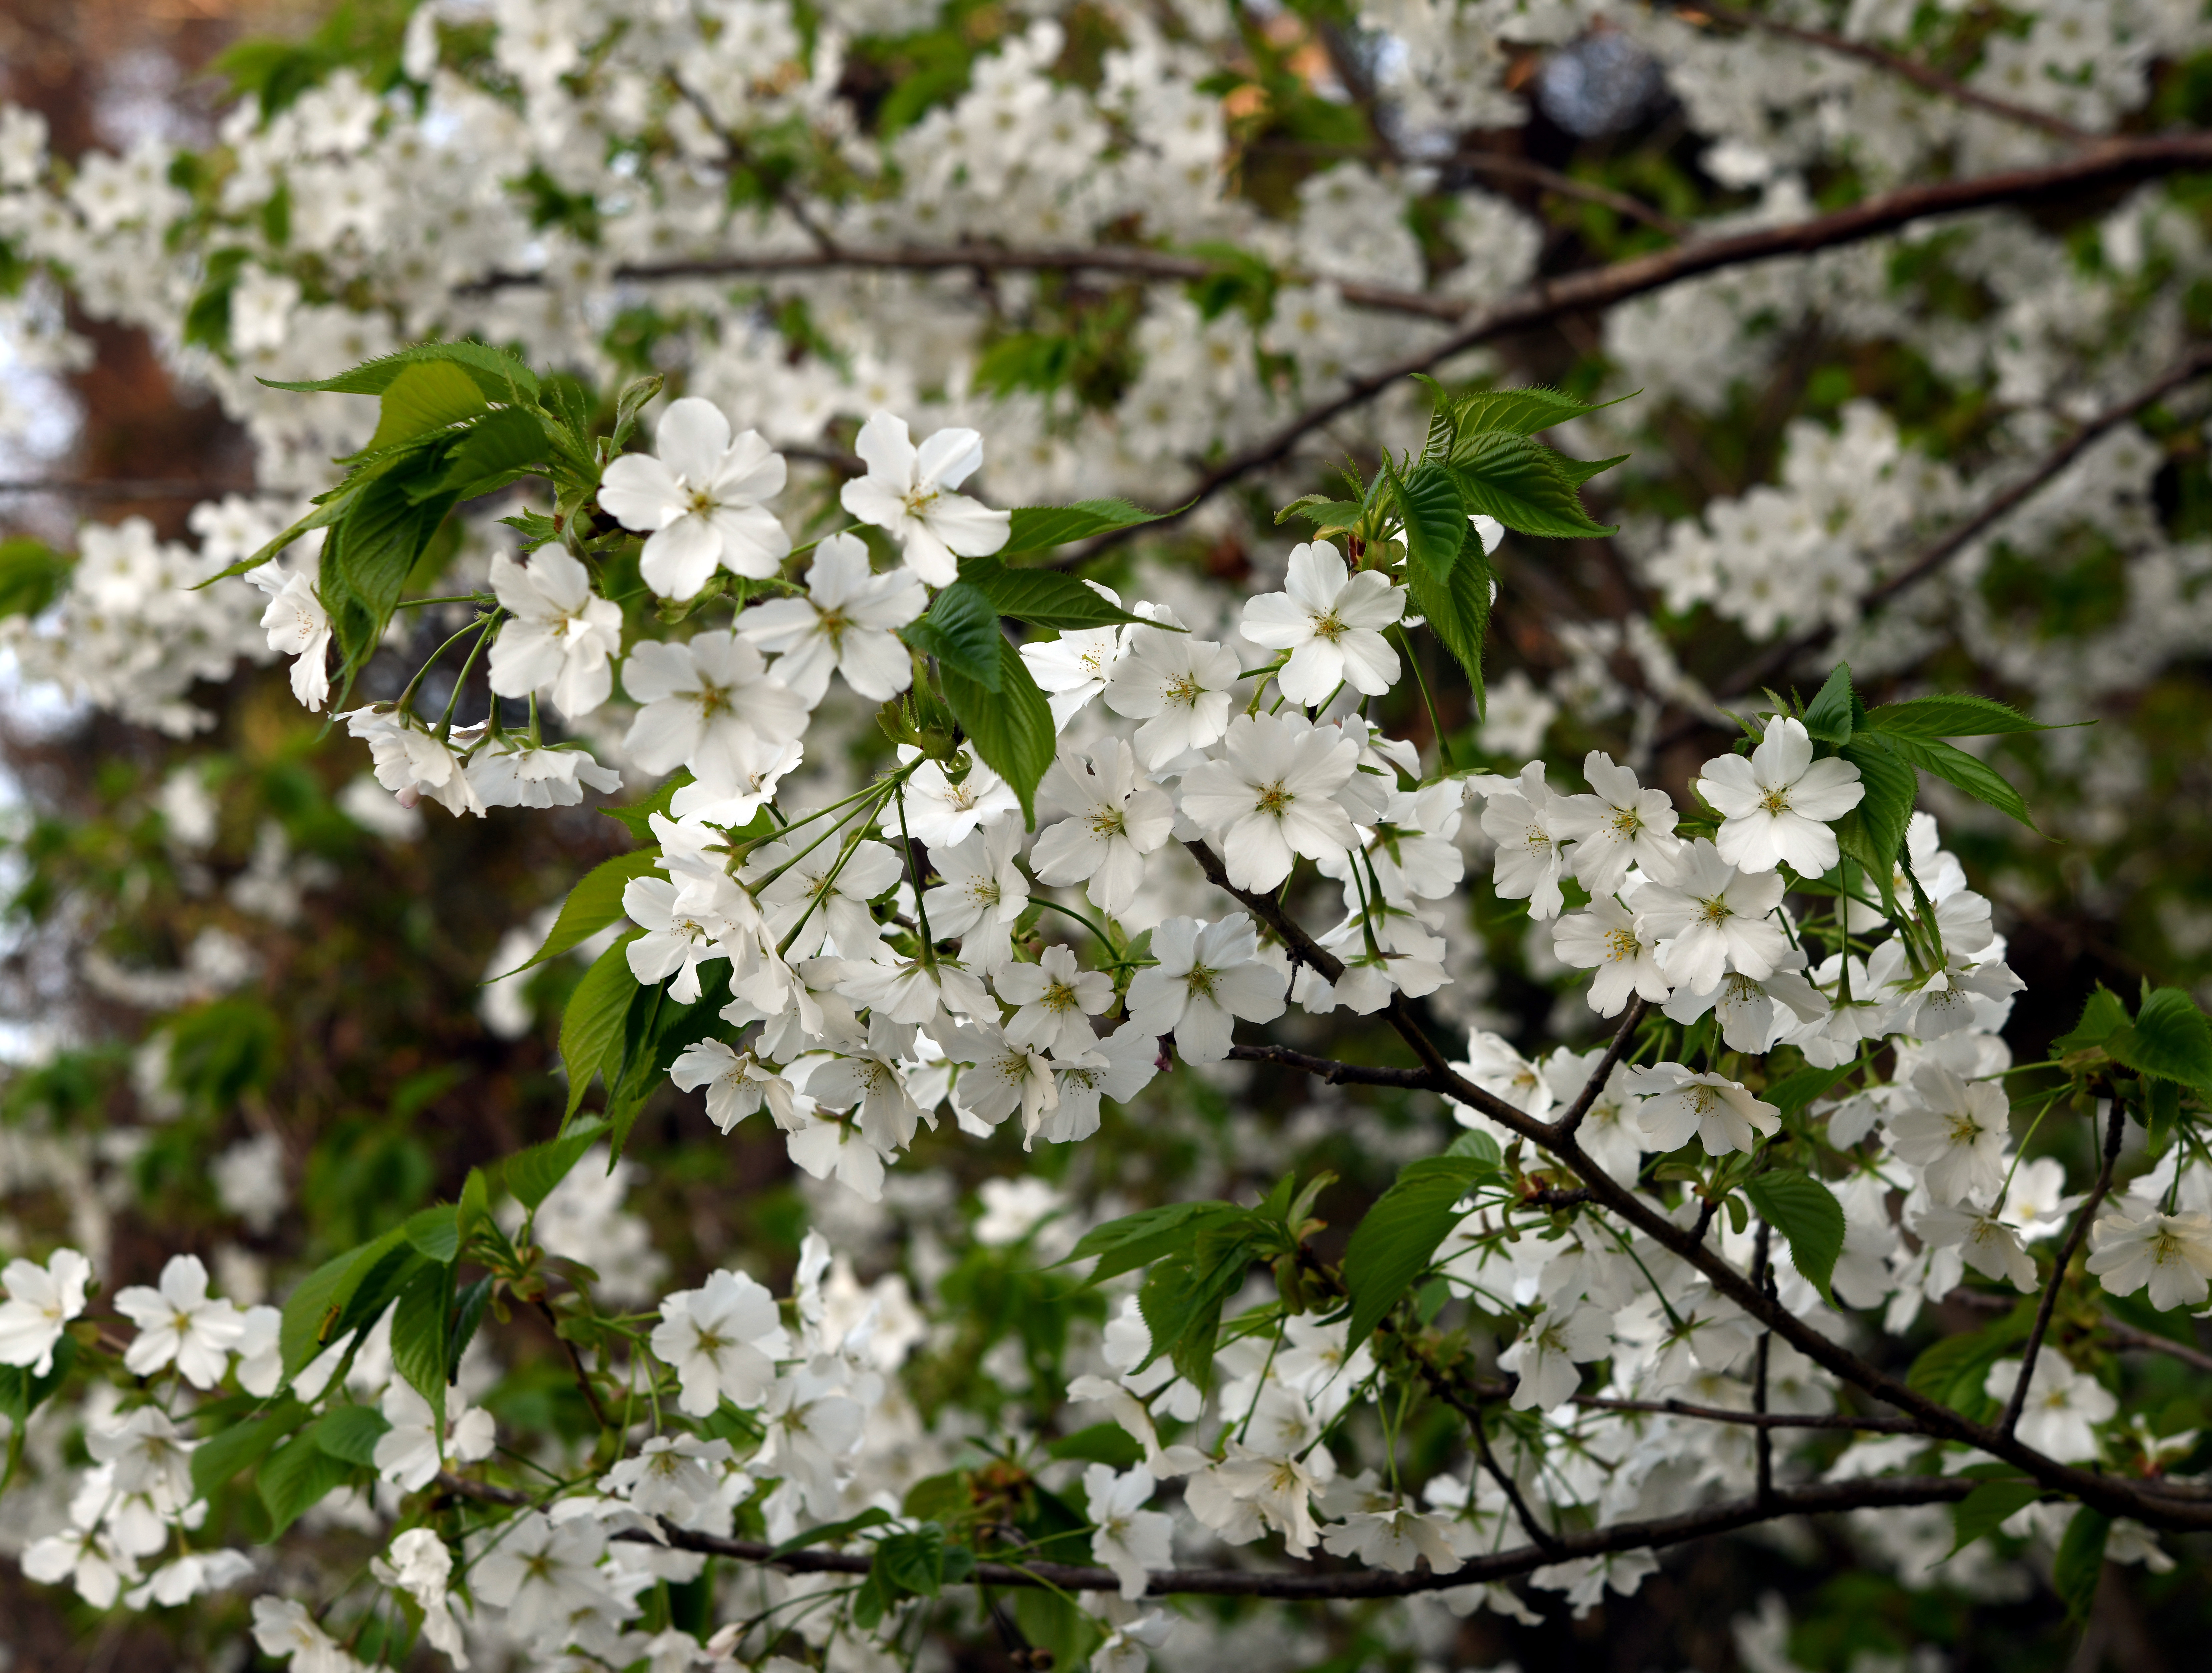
[1284, 541, 1347, 610]
[620, 639, 699, 705]
[839, 473, 909, 532]
[1786, 756, 1865, 819]
[655, 396, 734, 484]
[1751, 715, 1814, 786]
[915, 425, 985, 491]
[639, 516, 723, 600]
[708, 501, 792, 577]
[853, 411, 916, 488]
[597, 452, 682, 530]
[710, 429, 786, 502]
[923, 493, 1010, 558]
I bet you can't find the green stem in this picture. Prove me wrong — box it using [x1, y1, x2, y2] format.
[1396, 624, 1455, 770]
[395, 616, 493, 717]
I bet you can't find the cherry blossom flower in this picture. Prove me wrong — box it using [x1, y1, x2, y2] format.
[649, 1268, 791, 1416]
[671, 1039, 795, 1132]
[487, 543, 624, 716]
[1983, 1355, 2116, 1462]
[1124, 915, 1287, 1063]
[889, 748, 1020, 848]
[371, 1530, 468, 1668]
[598, 397, 791, 600]
[1178, 712, 1360, 891]
[1912, 1200, 2038, 1291]
[1551, 750, 1681, 892]
[1695, 717, 1864, 876]
[1632, 838, 1788, 995]
[249, 564, 332, 711]
[115, 1254, 245, 1388]
[1102, 616, 1241, 771]
[923, 818, 1029, 972]
[622, 873, 737, 1003]
[996, 944, 1113, 1056]
[838, 411, 1009, 586]
[0, 1247, 92, 1377]
[621, 631, 809, 779]
[1479, 762, 1570, 920]
[249, 1596, 354, 1673]
[745, 833, 901, 960]
[1239, 541, 1405, 705]
[780, 1107, 889, 1200]
[1021, 593, 1126, 728]
[465, 739, 622, 809]
[1500, 1301, 1613, 1413]
[344, 708, 485, 818]
[471, 1511, 616, 1645]
[1086, 1463, 1174, 1599]
[1552, 896, 1671, 1016]
[1039, 1025, 1162, 1144]
[373, 1380, 496, 1491]
[1626, 1063, 1780, 1156]
[2086, 1206, 2212, 1310]
[1887, 1065, 2011, 1205]
[736, 532, 925, 703]
[1030, 740, 1174, 916]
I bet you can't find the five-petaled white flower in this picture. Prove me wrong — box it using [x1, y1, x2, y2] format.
[1239, 541, 1405, 706]
[1626, 1063, 1780, 1156]
[1479, 762, 1571, 921]
[670, 1039, 796, 1133]
[736, 532, 925, 703]
[838, 411, 1010, 586]
[1552, 897, 1671, 1016]
[649, 1267, 791, 1417]
[2086, 1206, 2212, 1310]
[996, 944, 1113, 1057]
[622, 630, 809, 780]
[922, 818, 1029, 972]
[114, 1254, 244, 1389]
[1030, 740, 1173, 916]
[1178, 713, 1359, 891]
[1982, 1355, 2116, 1462]
[597, 396, 791, 600]
[0, 1247, 92, 1377]
[373, 1379, 495, 1491]
[1632, 838, 1788, 995]
[1551, 750, 1681, 893]
[1500, 1300, 1613, 1414]
[249, 563, 332, 711]
[1086, 1463, 1175, 1600]
[1124, 915, 1287, 1064]
[1887, 1065, 2011, 1205]
[1696, 717, 1864, 876]
[1102, 615, 1241, 771]
[487, 543, 625, 717]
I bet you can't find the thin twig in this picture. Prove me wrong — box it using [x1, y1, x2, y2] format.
[1227, 1042, 1437, 1088]
[1452, 151, 1691, 236]
[1752, 1220, 1775, 1504]
[2002, 1102, 2126, 1439]
[533, 1297, 613, 1432]
[670, 79, 843, 256]
[1550, 998, 1647, 1141]
[1573, 1395, 1924, 1433]
[2103, 1315, 2212, 1375]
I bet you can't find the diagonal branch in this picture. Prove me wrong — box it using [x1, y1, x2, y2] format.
[1228, 1042, 1438, 1088]
[1550, 998, 1647, 1141]
[2002, 1101, 2126, 1438]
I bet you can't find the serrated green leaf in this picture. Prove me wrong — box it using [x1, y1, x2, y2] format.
[403, 1205, 460, 1263]
[1001, 498, 1175, 555]
[2107, 988, 2212, 1090]
[278, 1227, 414, 1379]
[258, 1433, 358, 1537]
[1445, 1129, 1505, 1168]
[1873, 733, 2037, 832]
[1744, 1169, 1846, 1302]
[2055, 986, 2130, 1052]
[326, 458, 462, 677]
[503, 850, 662, 979]
[1802, 664, 1857, 745]
[1341, 1156, 1491, 1347]
[1448, 433, 1617, 539]
[363, 360, 488, 454]
[2053, 1508, 2111, 1619]
[430, 405, 553, 500]
[957, 559, 1151, 629]
[390, 1262, 453, 1406]
[1390, 460, 1467, 581]
[559, 932, 644, 1118]
[1063, 1201, 1259, 1282]
[1905, 1307, 2033, 1411]
[1835, 734, 1917, 907]
[312, 1404, 392, 1467]
[941, 638, 1054, 824]
[1276, 494, 1365, 534]
[1450, 387, 1604, 438]
[1403, 535, 1493, 718]
[1948, 1479, 2040, 1556]
[261, 339, 540, 404]
[903, 581, 1003, 689]
[604, 965, 732, 1160]
[1861, 694, 2051, 739]
[504, 1117, 610, 1213]
[873, 1524, 949, 1600]
[189, 1399, 306, 1501]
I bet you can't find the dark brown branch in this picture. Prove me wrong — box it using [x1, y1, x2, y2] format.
[1572, 1395, 1925, 1433]
[1075, 132, 2212, 560]
[1453, 152, 1690, 237]
[2104, 1316, 2212, 1375]
[1462, 1393, 1565, 1554]
[532, 1297, 613, 1432]
[1706, 342, 2212, 708]
[671, 79, 843, 256]
[1680, 0, 2091, 141]
[1550, 998, 1646, 1141]
[2003, 1102, 2126, 1439]
[1227, 1042, 1437, 1088]
[437, 1468, 1978, 1600]
[1752, 1221, 1776, 1504]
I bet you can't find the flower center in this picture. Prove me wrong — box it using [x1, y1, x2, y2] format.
[1165, 673, 1201, 709]
[1609, 805, 1642, 837]
[685, 487, 719, 518]
[1255, 782, 1291, 817]
[1603, 927, 1642, 963]
[1184, 962, 1219, 1002]
[1758, 786, 1793, 816]
[1697, 895, 1733, 926]
[902, 485, 940, 519]
[1310, 609, 1345, 642]
[1089, 806, 1126, 838]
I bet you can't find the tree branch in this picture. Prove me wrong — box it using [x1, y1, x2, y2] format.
[1227, 1042, 1438, 1089]
[2103, 1315, 2212, 1375]
[1572, 1395, 1925, 1433]
[1677, 0, 2092, 141]
[1549, 998, 1646, 1141]
[2003, 1101, 2126, 1439]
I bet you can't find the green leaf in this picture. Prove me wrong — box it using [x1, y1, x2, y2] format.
[1047, 1424, 1146, 1469]
[903, 581, 1004, 689]
[1403, 535, 1493, 718]
[2053, 1508, 2111, 1620]
[1448, 386, 1609, 440]
[258, 1433, 358, 1537]
[1447, 433, 1617, 538]
[1802, 664, 1857, 745]
[2054, 985, 2130, 1052]
[362, 360, 488, 453]
[600, 771, 694, 843]
[1861, 694, 2051, 738]
[261, 339, 540, 404]
[957, 559, 1151, 629]
[189, 1399, 306, 1501]
[940, 638, 1054, 824]
[432, 405, 553, 499]
[0, 537, 72, 620]
[1274, 495, 1364, 535]
[326, 459, 462, 676]
[390, 1262, 454, 1405]
[1445, 1129, 1504, 1167]
[1064, 1201, 1259, 1283]
[312, 1404, 392, 1468]
[1743, 1169, 1846, 1303]
[604, 965, 734, 1159]
[2107, 988, 2212, 1090]
[279, 1226, 413, 1379]
[403, 1206, 460, 1263]
[1766, 1062, 1857, 1116]
[873, 1524, 950, 1600]
[773, 1507, 894, 1556]
[504, 1117, 610, 1212]
[1905, 1307, 2032, 1412]
[1390, 460, 1468, 581]
[1136, 1231, 1266, 1387]
[1834, 734, 1918, 906]
[1000, 498, 1176, 555]
[504, 851, 663, 978]
[1341, 1156, 1492, 1347]
[1948, 1479, 2040, 1555]
[560, 932, 644, 1118]
[1872, 733, 2037, 832]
